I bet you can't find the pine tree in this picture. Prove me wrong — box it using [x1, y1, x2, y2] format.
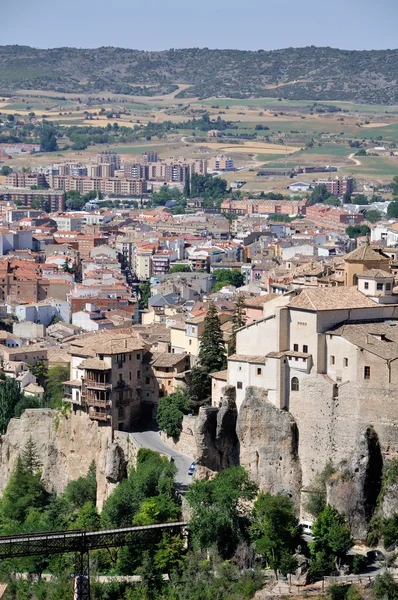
[198, 302, 226, 374]
[183, 171, 191, 198]
[22, 437, 41, 473]
[229, 294, 246, 356]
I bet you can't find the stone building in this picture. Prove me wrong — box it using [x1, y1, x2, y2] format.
[211, 268, 398, 506]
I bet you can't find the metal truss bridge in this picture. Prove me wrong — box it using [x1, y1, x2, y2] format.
[0, 521, 188, 600]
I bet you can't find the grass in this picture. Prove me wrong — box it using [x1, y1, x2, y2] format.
[342, 156, 398, 177]
[198, 98, 398, 114]
[353, 124, 398, 143]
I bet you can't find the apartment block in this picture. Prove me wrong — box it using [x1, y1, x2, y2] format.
[208, 155, 234, 171]
[0, 187, 65, 212]
[315, 177, 353, 197]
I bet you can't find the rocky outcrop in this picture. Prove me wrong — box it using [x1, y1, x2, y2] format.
[236, 387, 302, 503]
[0, 409, 138, 509]
[327, 426, 383, 539]
[194, 386, 239, 472]
[382, 481, 398, 519]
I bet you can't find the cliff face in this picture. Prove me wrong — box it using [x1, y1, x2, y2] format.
[0, 409, 137, 509]
[236, 387, 302, 504]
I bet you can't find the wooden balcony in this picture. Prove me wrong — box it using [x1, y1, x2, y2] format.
[88, 411, 111, 422]
[85, 380, 112, 390]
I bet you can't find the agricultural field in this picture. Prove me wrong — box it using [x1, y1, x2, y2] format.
[1, 90, 397, 189]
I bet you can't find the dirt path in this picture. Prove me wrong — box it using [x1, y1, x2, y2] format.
[348, 152, 362, 166]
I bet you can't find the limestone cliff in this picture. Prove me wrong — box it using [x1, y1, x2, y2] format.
[0, 409, 138, 509]
[236, 387, 302, 503]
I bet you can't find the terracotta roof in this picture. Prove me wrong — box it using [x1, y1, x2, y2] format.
[243, 294, 277, 308]
[228, 354, 265, 363]
[210, 369, 228, 381]
[150, 352, 188, 368]
[357, 269, 392, 279]
[344, 245, 389, 263]
[80, 358, 111, 371]
[328, 320, 398, 360]
[288, 287, 378, 311]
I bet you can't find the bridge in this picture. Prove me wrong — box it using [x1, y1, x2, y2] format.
[0, 521, 188, 600]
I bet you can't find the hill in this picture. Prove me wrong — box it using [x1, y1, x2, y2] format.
[0, 45, 397, 104]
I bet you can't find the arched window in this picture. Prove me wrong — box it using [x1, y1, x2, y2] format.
[291, 377, 299, 392]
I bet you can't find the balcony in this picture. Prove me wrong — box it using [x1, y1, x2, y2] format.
[85, 380, 112, 390]
[88, 411, 111, 422]
[86, 397, 111, 409]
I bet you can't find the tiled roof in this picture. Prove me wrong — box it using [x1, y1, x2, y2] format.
[80, 358, 111, 371]
[228, 354, 265, 363]
[357, 269, 392, 279]
[150, 352, 188, 368]
[288, 287, 378, 311]
[344, 245, 389, 263]
[210, 369, 228, 380]
[243, 294, 277, 308]
[328, 320, 398, 360]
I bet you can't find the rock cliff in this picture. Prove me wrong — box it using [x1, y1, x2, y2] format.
[236, 387, 302, 503]
[0, 409, 138, 509]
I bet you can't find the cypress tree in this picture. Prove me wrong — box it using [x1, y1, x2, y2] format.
[183, 171, 191, 198]
[198, 301, 226, 374]
[229, 294, 246, 356]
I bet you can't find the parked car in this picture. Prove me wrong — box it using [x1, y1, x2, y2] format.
[188, 462, 196, 475]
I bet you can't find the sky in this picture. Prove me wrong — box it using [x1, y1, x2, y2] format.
[2, 0, 397, 51]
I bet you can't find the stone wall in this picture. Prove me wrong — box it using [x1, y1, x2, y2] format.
[159, 415, 198, 457]
[0, 409, 139, 510]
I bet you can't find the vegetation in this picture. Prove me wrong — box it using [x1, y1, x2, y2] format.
[345, 225, 371, 239]
[310, 505, 353, 576]
[0, 377, 40, 434]
[305, 462, 335, 518]
[229, 293, 246, 355]
[387, 200, 398, 219]
[0, 46, 397, 103]
[211, 269, 245, 292]
[189, 302, 227, 405]
[156, 389, 191, 440]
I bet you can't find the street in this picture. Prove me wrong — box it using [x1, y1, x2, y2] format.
[129, 428, 194, 488]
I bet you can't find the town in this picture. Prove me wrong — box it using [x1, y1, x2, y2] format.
[0, 6, 398, 598]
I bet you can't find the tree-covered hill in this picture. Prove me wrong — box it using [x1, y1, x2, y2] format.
[0, 45, 397, 103]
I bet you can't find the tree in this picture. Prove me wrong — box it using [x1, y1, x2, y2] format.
[229, 294, 246, 355]
[154, 533, 185, 579]
[139, 280, 151, 307]
[212, 269, 245, 292]
[183, 171, 191, 198]
[305, 462, 335, 519]
[156, 389, 190, 440]
[308, 184, 331, 206]
[250, 493, 301, 577]
[169, 265, 191, 274]
[311, 505, 353, 567]
[40, 123, 58, 152]
[387, 200, 398, 219]
[324, 196, 340, 207]
[45, 365, 70, 408]
[365, 209, 382, 223]
[198, 302, 227, 373]
[374, 572, 398, 600]
[345, 225, 371, 239]
[352, 194, 369, 205]
[29, 359, 48, 388]
[392, 176, 398, 196]
[186, 466, 257, 558]
[64, 461, 97, 510]
[65, 190, 85, 211]
[0, 166, 12, 176]
[22, 437, 41, 473]
[0, 376, 28, 434]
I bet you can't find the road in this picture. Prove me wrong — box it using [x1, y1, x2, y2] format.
[129, 429, 194, 488]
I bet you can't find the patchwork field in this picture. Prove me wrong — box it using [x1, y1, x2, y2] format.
[1, 90, 397, 188]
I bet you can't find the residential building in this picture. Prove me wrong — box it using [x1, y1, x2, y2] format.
[208, 155, 234, 171]
[315, 177, 353, 197]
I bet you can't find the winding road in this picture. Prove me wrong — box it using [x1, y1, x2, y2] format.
[129, 428, 194, 488]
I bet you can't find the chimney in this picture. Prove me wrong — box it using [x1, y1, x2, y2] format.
[124, 339, 127, 349]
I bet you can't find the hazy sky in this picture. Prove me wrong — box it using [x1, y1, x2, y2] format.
[2, 0, 397, 51]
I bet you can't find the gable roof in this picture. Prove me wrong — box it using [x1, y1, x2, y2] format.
[288, 287, 378, 311]
[357, 269, 392, 279]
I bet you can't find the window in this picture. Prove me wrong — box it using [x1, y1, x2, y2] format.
[293, 344, 299, 352]
[119, 373, 123, 383]
[377, 283, 383, 291]
[237, 382, 243, 389]
[364, 366, 370, 380]
[257, 367, 262, 376]
[386, 283, 392, 291]
[116, 353, 125, 364]
[189, 339, 192, 346]
[137, 370, 141, 379]
[118, 407, 125, 419]
[303, 345, 308, 353]
[145, 377, 150, 385]
[330, 355, 335, 365]
[129, 371, 132, 380]
[344, 358, 349, 367]
[129, 354, 132, 361]
[291, 377, 299, 392]
[137, 354, 141, 360]
[364, 282, 369, 290]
